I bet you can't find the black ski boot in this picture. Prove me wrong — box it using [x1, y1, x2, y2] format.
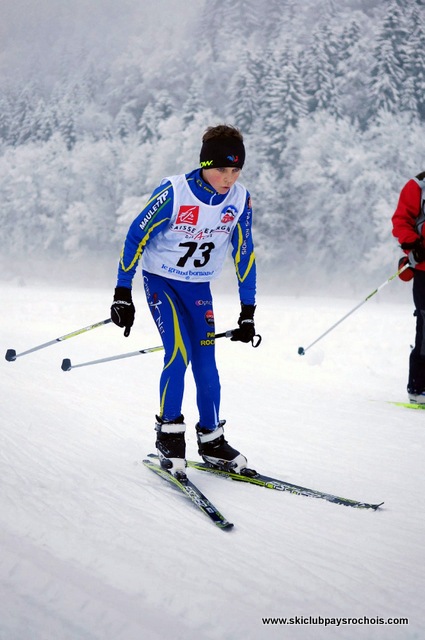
[155, 415, 186, 476]
[196, 420, 247, 473]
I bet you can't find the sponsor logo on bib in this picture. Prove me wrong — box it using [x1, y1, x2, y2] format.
[176, 205, 199, 225]
[221, 204, 237, 224]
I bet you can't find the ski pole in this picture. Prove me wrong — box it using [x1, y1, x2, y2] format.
[61, 329, 263, 371]
[297, 262, 411, 356]
[5, 318, 112, 362]
[61, 345, 164, 371]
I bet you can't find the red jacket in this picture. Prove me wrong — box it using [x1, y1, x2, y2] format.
[392, 172, 425, 271]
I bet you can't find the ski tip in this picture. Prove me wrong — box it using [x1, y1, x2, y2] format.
[387, 401, 425, 410]
[61, 358, 72, 372]
[5, 348, 17, 362]
[373, 501, 385, 510]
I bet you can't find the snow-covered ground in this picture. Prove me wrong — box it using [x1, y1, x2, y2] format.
[1, 276, 424, 640]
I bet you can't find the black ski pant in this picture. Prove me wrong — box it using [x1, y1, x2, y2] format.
[408, 269, 425, 392]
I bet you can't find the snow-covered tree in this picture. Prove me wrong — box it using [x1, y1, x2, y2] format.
[259, 45, 308, 173]
[301, 21, 341, 116]
[367, 1, 409, 119]
[403, 4, 425, 121]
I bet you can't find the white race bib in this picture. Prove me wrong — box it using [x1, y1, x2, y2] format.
[142, 174, 247, 281]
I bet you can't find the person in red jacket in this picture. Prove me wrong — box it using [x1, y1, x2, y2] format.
[392, 171, 425, 403]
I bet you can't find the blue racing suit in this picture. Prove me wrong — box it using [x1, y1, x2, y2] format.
[116, 168, 256, 427]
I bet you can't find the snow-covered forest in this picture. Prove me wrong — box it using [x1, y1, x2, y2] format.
[1, 0, 425, 288]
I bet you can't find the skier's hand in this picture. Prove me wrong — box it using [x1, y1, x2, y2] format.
[231, 304, 256, 344]
[398, 256, 414, 282]
[111, 287, 135, 337]
[401, 238, 425, 264]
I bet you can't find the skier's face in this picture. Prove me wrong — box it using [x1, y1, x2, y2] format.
[202, 167, 241, 194]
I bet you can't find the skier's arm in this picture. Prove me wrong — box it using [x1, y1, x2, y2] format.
[392, 179, 422, 245]
[231, 193, 256, 306]
[116, 181, 174, 289]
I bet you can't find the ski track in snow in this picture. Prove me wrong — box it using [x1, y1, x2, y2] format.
[1, 281, 424, 640]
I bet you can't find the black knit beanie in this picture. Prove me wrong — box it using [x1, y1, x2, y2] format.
[200, 136, 245, 169]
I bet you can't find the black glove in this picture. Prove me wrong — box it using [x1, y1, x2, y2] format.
[401, 238, 425, 264]
[111, 287, 135, 337]
[231, 304, 256, 343]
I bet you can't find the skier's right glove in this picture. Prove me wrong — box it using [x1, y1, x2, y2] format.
[111, 287, 135, 337]
[401, 238, 425, 264]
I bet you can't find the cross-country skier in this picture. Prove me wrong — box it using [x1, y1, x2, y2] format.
[392, 170, 425, 403]
[110, 124, 257, 475]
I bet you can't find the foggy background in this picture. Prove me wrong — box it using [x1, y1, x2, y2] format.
[1, 0, 423, 293]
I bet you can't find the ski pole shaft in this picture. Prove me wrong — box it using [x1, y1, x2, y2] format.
[62, 328, 263, 371]
[298, 262, 410, 356]
[214, 331, 234, 339]
[5, 318, 112, 362]
[61, 345, 164, 371]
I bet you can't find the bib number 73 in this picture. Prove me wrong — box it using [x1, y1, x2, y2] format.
[177, 241, 215, 268]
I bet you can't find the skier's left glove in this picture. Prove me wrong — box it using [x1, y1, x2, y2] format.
[398, 256, 414, 282]
[231, 304, 256, 344]
[111, 287, 135, 337]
